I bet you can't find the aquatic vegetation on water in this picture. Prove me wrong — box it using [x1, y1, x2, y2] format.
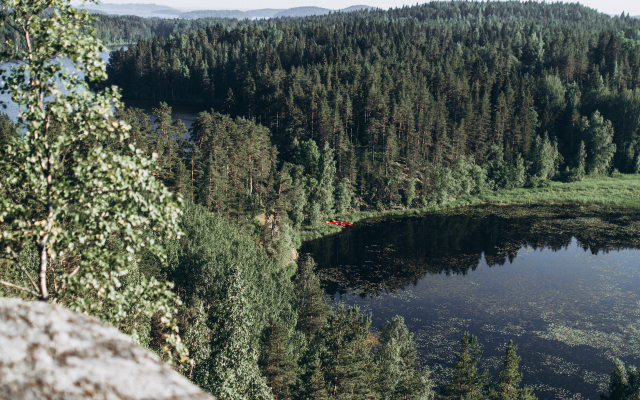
[301, 204, 640, 399]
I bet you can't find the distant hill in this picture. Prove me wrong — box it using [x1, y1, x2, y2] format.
[248, 9, 287, 18]
[273, 7, 332, 18]
[181, 5, 373, 20]
[78, 2, 374, 20]
[81, 3, 182, 18]
[341, 5, 374, 12]
[178, 10, 250, 19]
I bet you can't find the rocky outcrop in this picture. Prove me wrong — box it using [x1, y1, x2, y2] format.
[0, 298, 213, 400]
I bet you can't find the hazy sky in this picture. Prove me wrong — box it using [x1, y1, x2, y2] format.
[92, 0, 640, 16]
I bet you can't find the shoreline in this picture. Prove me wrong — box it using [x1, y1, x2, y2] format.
[298, 173, 640, 244]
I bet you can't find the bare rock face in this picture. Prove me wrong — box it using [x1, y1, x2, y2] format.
[0, 298, 213, 400]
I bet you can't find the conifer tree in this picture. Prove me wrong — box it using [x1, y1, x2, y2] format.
[489, 341, 536, 400]
[293, 256, 331, 343]
[335, 177, 352, 214]
[376, 316, 435, 400]
[405, 178, 417, 207]
[289, 165, 308, 229]
[578, 111, 617, 174]
[321, 305, 377, 399]
[299, 351, 330, 400]
[440, 332, 490, 400]
[260, 309, 301, 400]
[318, 142, 337, 219]
[601, 359, 640, 400]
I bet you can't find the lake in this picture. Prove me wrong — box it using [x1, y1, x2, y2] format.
[300, 205, 640, 399]
[0, 48, 204, 131]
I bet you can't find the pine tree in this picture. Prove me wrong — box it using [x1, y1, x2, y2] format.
[440, 332, 490, 400]
[405, 178, 416, 207]
[299, 351, 330, 400]
[321, 305, 377, 399]
[376, 316, 435, 400]
[293, 256, 331, 343]
[601, 359, 640, 400]
[335, 177, 352, 214]
[489, 341, 536, 400]
[318, 142, 337, 219]
[260, 312, 300, 400]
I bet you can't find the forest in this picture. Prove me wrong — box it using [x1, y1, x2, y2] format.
[99, 2, 640, 398]
[97, 2, 640, 234]
[2, 1, 640, 399]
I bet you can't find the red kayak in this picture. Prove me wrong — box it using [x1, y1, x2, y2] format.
[326, 220, 354, 227]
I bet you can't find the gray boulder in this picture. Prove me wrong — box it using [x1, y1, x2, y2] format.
[0, 298, 213, 400]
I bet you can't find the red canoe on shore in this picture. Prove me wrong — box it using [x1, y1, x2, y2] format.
[325, 220, 354, 227]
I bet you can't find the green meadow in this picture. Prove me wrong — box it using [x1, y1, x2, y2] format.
[299, 174, 640, 242]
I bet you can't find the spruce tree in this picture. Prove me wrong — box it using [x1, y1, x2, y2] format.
[440, 332, 490, 400]
[299, 351, 330, 400]
[489, 341, 536, 400]
[293, 256, 331, 343]
[318, 142, 337, 219]
[335, 177, 352, 214]
[376, 316, 435, 400]
[578, 111, 617, 174]
[321, 305, 377, 399]
[601, 359, 640, 400]
[405, 178, 416, 207]
[259, 311, 301, 400]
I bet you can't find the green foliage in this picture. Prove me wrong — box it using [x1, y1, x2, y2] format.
[293, 256, 331, 343]
[0, 0, 185, 360]
[161, 202, 294, 398]
[259, 310, 302, 400]
[601, 359, 640, 400]
[569, 141, 587, 182]
[317, 142, 337, 219]
[0, 113, 16, 146]
[578, 111, 617, 175]
[489, 341, 536, 400]
[440, 332, 490, 400]
[529, 133, 562, 180]
[405, 178, 417, 206]
[335, 177, 352, 214]
[376, 316, 435, 400]
[320, 305, 377, 399]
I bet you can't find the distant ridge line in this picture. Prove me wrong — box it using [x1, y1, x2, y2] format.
[80, 3, 374, 19]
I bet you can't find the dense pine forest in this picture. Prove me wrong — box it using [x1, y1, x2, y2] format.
[2, 1, 640, 399]
[101, 2, 640, 231]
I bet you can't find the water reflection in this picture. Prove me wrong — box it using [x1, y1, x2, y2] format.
[302, 208, 640, 297]
[300, 205, 640, 399]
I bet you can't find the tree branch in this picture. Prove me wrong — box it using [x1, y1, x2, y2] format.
[0, 280, 38, 296]
[8, 248, 40, 294]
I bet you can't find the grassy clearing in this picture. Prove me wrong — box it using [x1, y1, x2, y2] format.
[298, 174, 640, 243]
[476, 174, 640, 208]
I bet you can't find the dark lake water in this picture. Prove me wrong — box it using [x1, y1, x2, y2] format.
[300, 207, 640, 400]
